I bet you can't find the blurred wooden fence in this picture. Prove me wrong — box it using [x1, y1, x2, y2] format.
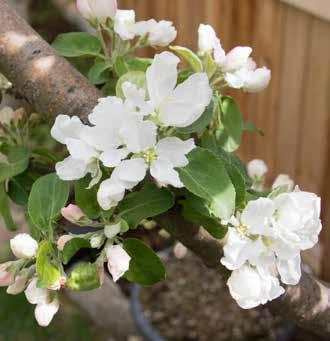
[119, 0, 330, 277]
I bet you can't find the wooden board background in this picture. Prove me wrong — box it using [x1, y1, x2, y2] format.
[119, 0, 330, 278]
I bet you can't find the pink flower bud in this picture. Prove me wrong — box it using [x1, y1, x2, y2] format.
[61, 204, 85, 224]
[48, 276, 67, 291]
[57, 235, 74, 251]
[106, 245, 131, 282]
[77, 0, 117, 24]
[0, 263, 14, 287]
[7, 275, 27, 295]
[98, 265, 105, 286]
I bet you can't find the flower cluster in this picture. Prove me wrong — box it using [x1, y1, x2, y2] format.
[198, 24, 271, 92]
[51, 51, 212, 210]
[221, 186, 322, 309]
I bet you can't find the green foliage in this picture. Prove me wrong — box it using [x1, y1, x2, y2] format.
[62, 238, 91, 265]
[116, 71, 146, 99]
[217, 96, 243, 152]
[170, 45, 203, 72]
[28, 174, 69, 232]
[123, 238, 166, 286]
[180, 193, 227, 238]
[243, 122, 265, 136]
[75, 176, 101, 218]
[52, 32, 102, 57]
[88, 60, 111, 85]
[67, 263, 100, 291]
[178, 98, 215, 134]
[118, 183, 174, 228]
[0, 146, 30, 183]
[178, 147, 236, 220]
[36, 240, 61, 288]
[7, 177, 29, 205]
[125, 56, 152, 72]
[0, 182, 16, 230]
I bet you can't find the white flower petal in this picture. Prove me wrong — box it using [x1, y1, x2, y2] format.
[277, 254, 301, 285]
[34, 299, 60, 327]
[146, 52, 179, 109]
[243, 67, 271, 93]
[160, 72, 212, 127]
[25, 278, 48, 305]
[106, 245, 131, 282]
[114, 10, 136, 40]
[111, 158, 148, 189]
[150, 158, 183, 188]
[241, 198, 275, 236]
[198, 24, 218, 53]
[10, 234, 38, 259]
[100, 148, 129, 167]
[223, 46, 252, 72]
[66, 138, 98, 162]
[156, 137, 195, 167]
[51, 115, 84, 144]
[272, 174, 294, 191]
[55, 156, 89, 181]
[97, 179, 125, 211]
[146, 20, 177, 47]
[247, 159, 268, 178]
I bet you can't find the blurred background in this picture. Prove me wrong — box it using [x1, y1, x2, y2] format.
[0, 0, 329, 340]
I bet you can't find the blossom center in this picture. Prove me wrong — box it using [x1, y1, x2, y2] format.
[140, 148, 157, 165]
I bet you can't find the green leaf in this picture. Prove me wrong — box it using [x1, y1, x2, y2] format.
[180, 193, 227, 239]
[36, 240, 61, 288]
[177, 69, 194, 84]
[178, 98, 214, 134]
[125, 56, 152, 72]
[217, 96, 243, 152]
[102, 78, 117, 96]
[116, 71, 146, 99]
[243, 122, 265, 136]
[178, 147, 236, 220]
[0, 183, 16, 230]
[67, 262, 100, 291]
[7, 177, 29, 206]
[28, 174, 69, 231]
[62, 238, 91, 265]
[75, 176, 101, 218]
[123, 238, 166, 286]
[52, 32, 102, 57]
[118, 183, 174, 228]
[170, 46, 203, 72]
[88, 60, 111, 85]
[204, 52, 217, 78]
[113, 56, 129, 77]
[0, 146, 30, 182]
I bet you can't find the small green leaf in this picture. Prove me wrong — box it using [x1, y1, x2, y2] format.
[75, 176, 101, 218]
[0, 146, 30, 182]
[170, 45, 203, 72]
[125, 56, 152, 72]
[67, 262, 100, 291]
[7, 177, 29, 206]
[243, 122, 265, 136]
[114, 56, 129, 77]
[204, 52, 217, 78]
[88, 61, 111, 85]
[116, 71, 146, 99]
[118, 183, 174, 228]
[62, 238, 91, 265]
[36, 240, 61, 288]
[178, 98, 214, 134]
[217, 96, 243, 152]
[180, 193, 227, 239]
[123, 238, 166, 286]
[178, 147, 236, 220]
[28, 174, 69, 231]
[52, 32, 102, 57]
[0, 183, 16, 230]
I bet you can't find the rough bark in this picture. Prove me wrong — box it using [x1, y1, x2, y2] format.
[1, 0, 330, 337]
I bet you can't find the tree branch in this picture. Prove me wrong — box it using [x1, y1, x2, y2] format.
[1, 0, 329, 336]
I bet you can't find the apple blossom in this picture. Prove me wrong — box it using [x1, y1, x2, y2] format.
[10, 234, 38, 259]
[7, 275, 27, 295]
[77, 0, 117, 23]
[144, 20, 177, 47]
[34, 298, 60, 327]
[198, 24, 219, 53]
[227, 263, 284, 309]
[114, 9, 136, 40]
[106, 245, 131, 282]
[0, 263, 14, 287]
[272, 174, 294, 191]
[146, 52, 212, 127]
[247, 159, 268, 179]
[61, 204, 85, 224]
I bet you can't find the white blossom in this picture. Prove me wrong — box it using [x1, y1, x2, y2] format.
[10, 234, 38, 259]
[61, 204, 85, 223]
[0, 263, 14, 287]
[272, 174, 294, 191]
[144, 20, 177, 47]
[34, 298, 60, 327]
[106, 245, 131, 282]
[247, 159, 268, 178]
[77, 0, 117, 23]
[114, 9, 136, 40]
[7, 275, 27, 295]
[146, 52, 212, 127]
[198, 24, 219, 53]
[227, 263, 284, 309]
